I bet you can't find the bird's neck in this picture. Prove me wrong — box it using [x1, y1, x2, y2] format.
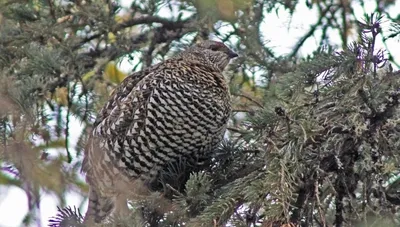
[173, 51, 222, 72]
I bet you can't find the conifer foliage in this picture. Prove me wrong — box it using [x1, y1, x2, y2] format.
[0, 0, 400, 227]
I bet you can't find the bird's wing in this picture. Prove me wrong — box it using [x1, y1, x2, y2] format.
[93, 72, 160, 138]
[81, 65, 158, 173]
[81, 62, 175, 224]
[92, 65, 156, 133]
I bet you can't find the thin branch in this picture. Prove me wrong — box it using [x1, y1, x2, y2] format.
[289, 4, 334, 58]
[65, 82, 72, 163]
[227, 127, 250, 134]
[73, 16, 193, 51]
[315, 179, 326, 227]
[47, 0, 56, 21]
[339, 0, 350, 48]
[234, 94, 263, 108]
[335, 190, 344, 227]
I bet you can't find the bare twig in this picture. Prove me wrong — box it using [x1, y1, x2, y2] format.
[315, 179, 326, 227]
[289, 4, 334, 58]
[234, 94, 263, 108]
[47, 0, 56, 21]
[227, 127, 250, 134]
[73, 16, 194, 51]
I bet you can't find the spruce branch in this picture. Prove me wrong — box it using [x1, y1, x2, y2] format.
[48, 206, 84, 227]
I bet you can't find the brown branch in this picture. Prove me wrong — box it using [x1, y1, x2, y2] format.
[72, 15, 194, 51]
[335, 189, 344, 227]
[315, 179, 326, 227]
[143, 38, 156, 67]
[289, 4, 334, 58]
[47, 0, 56, 21]
[117, 16, 188, 30]
[227, 127, 249, 134]
[339, 0, 350, 48]
[234, 94, 263, 108]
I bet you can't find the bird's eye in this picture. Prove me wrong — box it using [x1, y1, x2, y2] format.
[210, 45, 219, 51]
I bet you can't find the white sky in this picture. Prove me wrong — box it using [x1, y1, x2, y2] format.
[0, 0, 399, 226]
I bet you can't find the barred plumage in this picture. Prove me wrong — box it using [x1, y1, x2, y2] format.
[82, 40, 238, 224]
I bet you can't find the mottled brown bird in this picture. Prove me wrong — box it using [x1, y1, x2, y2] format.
[82, 40, 238, 224]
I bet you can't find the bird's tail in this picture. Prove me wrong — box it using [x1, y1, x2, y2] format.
[83, 187, 114, 226]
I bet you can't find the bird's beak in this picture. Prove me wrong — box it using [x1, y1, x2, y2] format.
[228, 50, 238, 58]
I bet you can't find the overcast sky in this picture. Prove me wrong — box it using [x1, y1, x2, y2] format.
[0, 0, 399, 226]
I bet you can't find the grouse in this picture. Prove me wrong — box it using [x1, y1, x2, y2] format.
[82, 40, 238, 224]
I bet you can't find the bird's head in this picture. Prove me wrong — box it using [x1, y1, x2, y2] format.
[182, 40, 238, 71]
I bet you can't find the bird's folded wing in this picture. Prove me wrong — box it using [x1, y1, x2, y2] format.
[92, 69, 157, 138]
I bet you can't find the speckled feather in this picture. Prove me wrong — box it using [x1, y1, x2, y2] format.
[82, 40, 237, 224]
